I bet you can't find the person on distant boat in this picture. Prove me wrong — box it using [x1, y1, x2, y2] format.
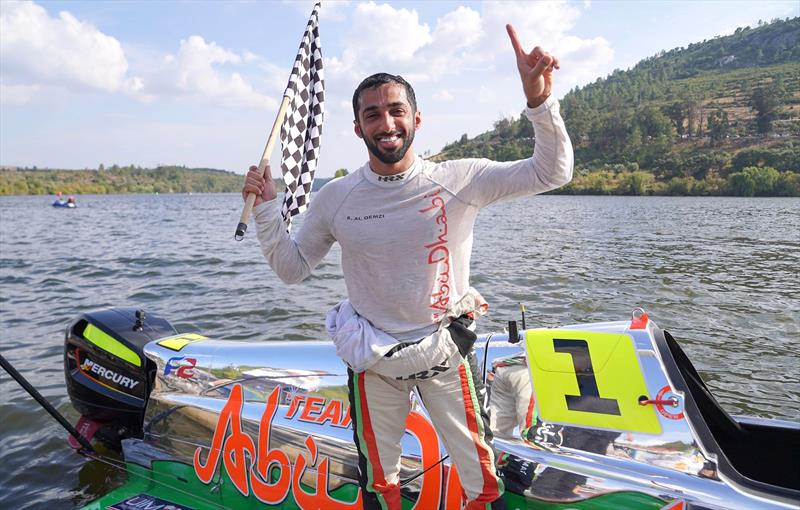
[243, 24, 573, 510]
[67, 196, 76, 205]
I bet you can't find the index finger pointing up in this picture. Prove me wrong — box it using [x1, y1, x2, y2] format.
[506, 24, 525, 58]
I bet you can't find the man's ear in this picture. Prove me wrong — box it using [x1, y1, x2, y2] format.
[353, 120, 363, 139]
[414, 111, 422, 131]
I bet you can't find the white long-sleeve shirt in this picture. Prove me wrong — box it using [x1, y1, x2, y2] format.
[254, 96, 573, 342]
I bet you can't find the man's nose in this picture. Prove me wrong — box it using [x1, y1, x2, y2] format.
[378, 112, 395, 132]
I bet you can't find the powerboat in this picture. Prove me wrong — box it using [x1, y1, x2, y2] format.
[63, 307, 799, 509]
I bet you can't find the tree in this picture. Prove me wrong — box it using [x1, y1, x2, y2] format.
[493, 117, 516, 139]
[634, 106, 673, 164]
[666, 176, 697, 195]
[617, 171, 655, 195]
[707, 108, 729, 147]
[750, 77, 786, 135]
[727, 166, 779, 196]
[495, 143, 524, 161]
[627, 125, 643, 153]
[727, 171, 755, 196]
[746, 166, 780, 195]
[664, 101, 686, 136]
[776, 172, 800, 197]
[517, 114, 534, 139]
[686, 102, 700, 137]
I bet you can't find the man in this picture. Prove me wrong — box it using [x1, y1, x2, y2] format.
[243, 24, 573, 510]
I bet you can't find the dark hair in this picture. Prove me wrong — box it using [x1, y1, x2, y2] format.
[352, 73, 417, 120]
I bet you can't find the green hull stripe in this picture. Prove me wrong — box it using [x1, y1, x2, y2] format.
[83, 323, 141, 367]
[79, 459, 667, 510]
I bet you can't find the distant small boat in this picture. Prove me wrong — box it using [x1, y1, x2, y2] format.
[53, 197, 77, 208]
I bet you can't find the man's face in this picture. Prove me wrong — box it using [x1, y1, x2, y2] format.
[354, 83, 421, 166]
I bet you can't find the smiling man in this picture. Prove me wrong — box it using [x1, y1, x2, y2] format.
[243, 24, 573, 510]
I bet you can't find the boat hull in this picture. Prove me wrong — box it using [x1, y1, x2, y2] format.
[68, 313, 799, 509]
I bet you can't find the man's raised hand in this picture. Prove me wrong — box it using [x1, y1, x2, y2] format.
[506, 24, 559, 108]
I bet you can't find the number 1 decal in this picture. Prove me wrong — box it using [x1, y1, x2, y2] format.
[525, 329, 661, 434]
[553, 339, 621, 416]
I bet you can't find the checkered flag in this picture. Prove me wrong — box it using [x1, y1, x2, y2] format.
[280, 3, 324, 229]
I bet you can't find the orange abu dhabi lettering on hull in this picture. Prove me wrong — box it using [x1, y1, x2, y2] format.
[193, 384, 466, 509]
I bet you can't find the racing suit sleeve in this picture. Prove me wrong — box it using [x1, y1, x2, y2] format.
[252, 194, 336, 284]
[444, 95, 574, 209]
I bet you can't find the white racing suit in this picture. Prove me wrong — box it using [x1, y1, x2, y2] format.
[332, 290, 499, 509]
[489, 355, 537, 441]
[254, 96, 573, 509]
[346, 316, 499, 509]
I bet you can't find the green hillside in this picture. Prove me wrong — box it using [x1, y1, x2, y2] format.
[434, 17, 800, 196]
[0, 165, 246, 195]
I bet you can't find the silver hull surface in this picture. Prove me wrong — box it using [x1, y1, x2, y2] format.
[73, 311, 800, 509]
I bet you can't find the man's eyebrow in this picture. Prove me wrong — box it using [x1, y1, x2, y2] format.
[361, 101, 408, 113]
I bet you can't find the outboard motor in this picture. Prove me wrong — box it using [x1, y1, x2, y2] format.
[64, 308, 177, 448]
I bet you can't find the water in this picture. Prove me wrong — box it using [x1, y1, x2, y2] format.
[1, 193, 798, 509]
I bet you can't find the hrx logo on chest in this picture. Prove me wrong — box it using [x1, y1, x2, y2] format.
[377, 174, 405, 182]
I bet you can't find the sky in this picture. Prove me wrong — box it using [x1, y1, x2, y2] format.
[1, 0, 797, 177]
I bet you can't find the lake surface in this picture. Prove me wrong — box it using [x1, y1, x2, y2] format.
[0, 193, 798, 508]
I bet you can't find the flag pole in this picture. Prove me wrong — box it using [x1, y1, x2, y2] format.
[235, 96, 291, 240]
[235, 3, 321, 241]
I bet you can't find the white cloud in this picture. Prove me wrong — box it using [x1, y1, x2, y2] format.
[478, 1, 613, 95]
[325, 2, 491, 94]
[352, 1, 432, 60]
[477, 85, 496, 104]
[326, 2, 432, 79]
[414, 5, 484, 81]
[0, 82, 43, 105]
[141, 36, 278, 110]
[433, 89, 454, 101]
[0, 2, 277, 109]
[556, 35, 614, 90]
[430, 6, 483, 50]
[326, 1, 611, 92]
[282, 0, 353, 22]
[0, 1, 134, 99]
[480, 1, 583, 55]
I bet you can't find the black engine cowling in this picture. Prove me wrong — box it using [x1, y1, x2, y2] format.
[64, 308, 177, 446]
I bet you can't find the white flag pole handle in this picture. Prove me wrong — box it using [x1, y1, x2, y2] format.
[235, 94, 292, 241]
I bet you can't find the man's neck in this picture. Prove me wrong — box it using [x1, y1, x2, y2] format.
[368, 150, 416, 176]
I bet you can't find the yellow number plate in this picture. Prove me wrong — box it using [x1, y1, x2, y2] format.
[525, 329, 661, 434]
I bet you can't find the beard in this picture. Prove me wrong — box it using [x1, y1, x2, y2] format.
[362, 127, 415, 164]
